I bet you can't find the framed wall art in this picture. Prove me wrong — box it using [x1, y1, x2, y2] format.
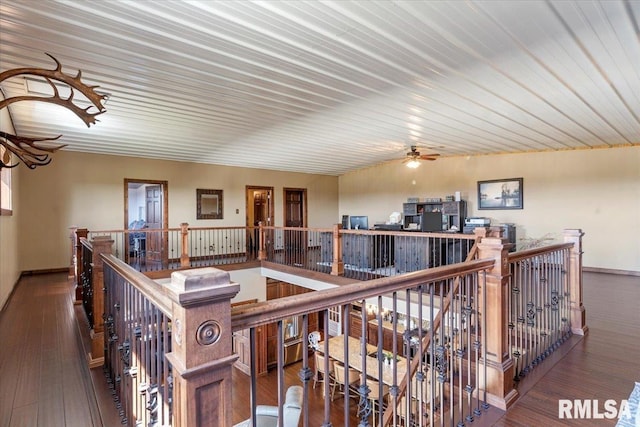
[477, 178, 523, 210]
[197, 189, 223, 219]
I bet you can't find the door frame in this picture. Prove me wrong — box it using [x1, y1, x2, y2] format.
[283, 187, 307, 228]
[246, 186, 274, 227]
[246, 186, 274, 257]
[124, 179, 169, 264]
[283, 188, 307, 266]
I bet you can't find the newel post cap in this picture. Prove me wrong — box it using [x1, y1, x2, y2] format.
[168, 267, 239, 306]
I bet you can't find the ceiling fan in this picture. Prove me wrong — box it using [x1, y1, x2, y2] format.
[402, 145, 440, 168]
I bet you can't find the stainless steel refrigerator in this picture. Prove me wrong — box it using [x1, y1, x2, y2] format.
[283, 315, 303, 366]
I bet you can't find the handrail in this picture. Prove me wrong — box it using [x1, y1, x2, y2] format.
[101, 253, 172, 316]
[231, 258, 493, 331]
[79, 236, 93, 249]
[508, 242, 573, 263]
[73, 223, 584, 426]
[340, 228, 478, 239]
[188, 225, 260, 231]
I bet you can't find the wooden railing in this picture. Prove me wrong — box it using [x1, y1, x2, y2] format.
[507, 229, 587, 381]
[232, 257, 494, 426]
[261, 225, 478, 280]
[102, 256, 174, 426]
[101, 255, 240, 426]
[99, 245, 496, 426]
[87, 224, 260, 273]
[83, 224, 481, 279]
[78, 234, 113, 367]
[72, 225, 585, 427]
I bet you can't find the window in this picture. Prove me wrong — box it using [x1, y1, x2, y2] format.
[0, 146, 12, 215]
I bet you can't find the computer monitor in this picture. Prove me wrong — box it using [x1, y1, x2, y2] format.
[349, 215, 369, 230]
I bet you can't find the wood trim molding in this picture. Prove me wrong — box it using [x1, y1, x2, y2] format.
[20, 267, 69, 276]
[583, 266, 640, 277]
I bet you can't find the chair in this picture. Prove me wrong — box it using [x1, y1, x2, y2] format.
[396, 394, 418, 427]
[308, 330, 321, 351]
[332, 363, 360, 401]
[233, 385, 303, 427]
[361, 376, 389, 426]
[313, 352, 335, 393]
[396, 372, 439, 426]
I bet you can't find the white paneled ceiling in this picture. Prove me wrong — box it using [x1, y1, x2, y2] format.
[1, 0, 638, 175]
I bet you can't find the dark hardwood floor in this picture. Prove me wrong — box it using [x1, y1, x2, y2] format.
[0, 272, 102, 427]
[492, 272, 640, 427]
[0, 271, 637, 426]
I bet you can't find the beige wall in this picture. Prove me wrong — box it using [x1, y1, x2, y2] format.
[7, 144, 639, 303]
[0, 168, 20, 309]
[0, 106, 21, 310]
[339, 146, 640, 272]
[16, 151, 339, 271]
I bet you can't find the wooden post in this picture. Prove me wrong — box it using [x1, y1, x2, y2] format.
[69, 226, 77, 278]
[477, 237, 518, 410]
[74, 228, 89, 304]
[564, 229, 588, 335]
[331, 223, 344, 276]
[165, 268, 240, 427]
[258, 221, 266, 261]
[69, 226, 79, 303]
[180, 222, 190, 267]
[88, 236, 112, 368]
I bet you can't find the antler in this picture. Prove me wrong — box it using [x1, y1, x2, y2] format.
[0, 131, 65, 169]
[0, 53, 106, 169]
[0, 53, 107, 126]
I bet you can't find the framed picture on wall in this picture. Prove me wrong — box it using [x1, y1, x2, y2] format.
[477, 178, 523, 210]
[197, 189, 223, 219]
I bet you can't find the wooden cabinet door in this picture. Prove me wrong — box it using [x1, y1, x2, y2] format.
[349, 312, 363, 339]
[367, 322, 379, 347]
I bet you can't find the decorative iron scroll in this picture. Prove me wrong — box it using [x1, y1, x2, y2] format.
[0, 53, 107, 169]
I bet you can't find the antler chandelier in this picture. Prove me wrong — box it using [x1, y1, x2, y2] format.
[0, 53, 107, 169]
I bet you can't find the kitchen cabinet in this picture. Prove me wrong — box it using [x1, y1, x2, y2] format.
[265, 279, 319, 369]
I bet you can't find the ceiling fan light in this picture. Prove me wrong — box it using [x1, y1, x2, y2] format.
[406, 159, 421, 168]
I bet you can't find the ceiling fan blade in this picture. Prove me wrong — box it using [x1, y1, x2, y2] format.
[419, 154, 440, 160]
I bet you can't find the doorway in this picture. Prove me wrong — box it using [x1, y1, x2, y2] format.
[124, 179, 169, 269]
[246, 186, 274, 258]
[284, 188, 307, 266]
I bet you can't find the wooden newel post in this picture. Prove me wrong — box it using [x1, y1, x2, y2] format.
[165, 268, 240, 427]
[258, 221, 266, 261]
[69, 226, 79, 302]
[564, 229, 588, 336]
[477, 237, 518, 411]
[74, 228, 89, 303]
[180, 222, 190, 267]
[331, 223, 344, 276]
[88, 236, 112, 368]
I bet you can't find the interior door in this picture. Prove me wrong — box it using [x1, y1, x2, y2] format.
[246, 186, 274, 259]
[284, 188, 307, 266]
[145, 185, 165, 268]
[124, 179, 168, 270]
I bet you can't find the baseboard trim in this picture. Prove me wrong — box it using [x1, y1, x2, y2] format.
[21, 267, 69, 276]
[0, 275, 22, 315]
[584, 266, 640, 277]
